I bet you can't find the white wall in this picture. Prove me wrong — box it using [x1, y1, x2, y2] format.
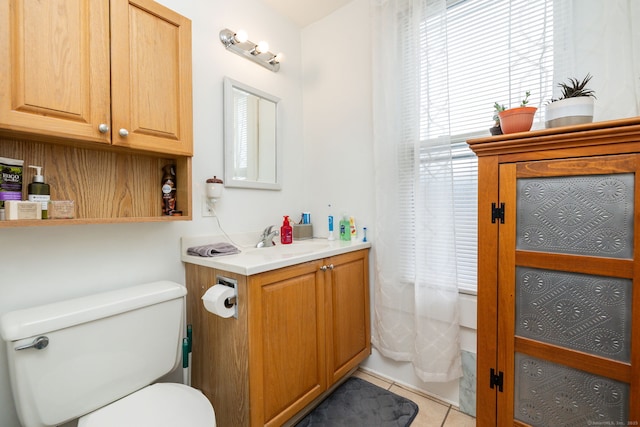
[301, 0, 375, 233]
[0, 1, 306, 426]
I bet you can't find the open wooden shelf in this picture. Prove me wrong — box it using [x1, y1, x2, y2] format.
[0, 136, 192, 227]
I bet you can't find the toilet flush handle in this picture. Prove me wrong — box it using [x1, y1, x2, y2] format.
[14, 336, 49, 351]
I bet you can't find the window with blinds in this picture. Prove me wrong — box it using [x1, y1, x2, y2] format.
[407, 0, 555, 293]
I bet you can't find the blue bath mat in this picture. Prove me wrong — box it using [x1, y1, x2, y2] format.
[296, 377, 419, 427]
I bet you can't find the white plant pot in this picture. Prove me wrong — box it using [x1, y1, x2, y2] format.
[545, 97, 595, 128]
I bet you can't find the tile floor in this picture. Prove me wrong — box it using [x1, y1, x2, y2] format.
[353, 369, 476, 427]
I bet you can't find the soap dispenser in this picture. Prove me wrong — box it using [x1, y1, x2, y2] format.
[339, 215, 350, 241]
[28, 165, 50, 219]
[280, 215, 293, 244]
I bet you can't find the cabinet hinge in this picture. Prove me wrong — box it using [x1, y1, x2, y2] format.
[490, 368, 504, 392]
[491, 202, 505, 224]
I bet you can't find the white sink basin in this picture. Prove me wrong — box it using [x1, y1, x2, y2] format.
[244, 241, 331, 258]
[181, 237, 370, 276]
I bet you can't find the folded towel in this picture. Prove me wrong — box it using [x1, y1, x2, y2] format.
[187, 242, 240, 257]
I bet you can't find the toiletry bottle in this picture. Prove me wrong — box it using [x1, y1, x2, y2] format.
[328, 215, 335, 240]
[280, 215, 293, 244]
[339, 215, 350, 241]
[27, 165, 50, 219]
[349, 216, 357, 240]
[327, 203, 335, 241]
[161, 164, 177, 215]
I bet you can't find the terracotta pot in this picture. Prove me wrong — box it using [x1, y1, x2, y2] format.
[498, 106, 537, 134]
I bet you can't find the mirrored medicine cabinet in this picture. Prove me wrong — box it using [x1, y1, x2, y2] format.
[223, 77, 281, 190]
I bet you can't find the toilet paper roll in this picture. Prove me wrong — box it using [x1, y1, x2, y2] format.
[202, 285, 236, 318]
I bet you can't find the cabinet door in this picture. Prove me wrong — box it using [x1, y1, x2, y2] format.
[0, 0, 111, 143]
[248, 261, 327, 427]
[325, 250, 371, 384]
[110, 0, 192, 155]
[497, 154, 640, 426]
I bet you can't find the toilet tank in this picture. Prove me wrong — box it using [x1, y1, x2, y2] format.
[0, 281, 187, 427]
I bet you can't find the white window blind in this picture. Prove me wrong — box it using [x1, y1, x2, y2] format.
[400, 0, 555, 293]
[442, 0, 555, 135]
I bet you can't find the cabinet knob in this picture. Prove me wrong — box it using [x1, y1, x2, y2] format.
[98, 124, 109, 134]
[320, 265, 327, 271]
[328, 264, 334, 270]
[119, 128, 129, 137]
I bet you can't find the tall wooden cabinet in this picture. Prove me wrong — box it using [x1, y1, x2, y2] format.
[0, 0, 193, 225]
[468, 118, 640, 426]
[185, 249, 371, 427]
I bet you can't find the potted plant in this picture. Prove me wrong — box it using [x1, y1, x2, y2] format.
[490, 102, 505, 135]
[545, 74, 596, 128]
[497, 91, 537, 134]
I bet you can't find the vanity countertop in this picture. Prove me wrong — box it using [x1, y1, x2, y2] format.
[181, 235, 371, 276]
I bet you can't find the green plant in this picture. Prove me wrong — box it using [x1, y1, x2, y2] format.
[493, 102, 506, 126]
[552, 74, 596, 102]
[493, 91, 531, 126]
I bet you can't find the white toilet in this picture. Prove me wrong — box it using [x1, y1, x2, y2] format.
[0, 281, 216, 427]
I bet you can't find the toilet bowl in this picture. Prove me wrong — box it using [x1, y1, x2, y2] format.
[0, 281, 216, 427]
[79, 383, 215, 427]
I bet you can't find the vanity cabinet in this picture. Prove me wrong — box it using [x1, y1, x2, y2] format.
[185, 249, 371, 427]
[0, 0, 193, 156]
[467, 118, 640, 426]
[0, 0, 192, 226]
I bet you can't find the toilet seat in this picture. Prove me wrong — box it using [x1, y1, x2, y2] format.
[78, 383, 216, 427]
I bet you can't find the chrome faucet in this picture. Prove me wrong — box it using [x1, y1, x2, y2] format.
[256, 225, 279, 248]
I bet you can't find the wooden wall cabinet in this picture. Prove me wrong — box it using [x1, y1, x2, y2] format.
[468, 118, 640, 426]
[0, 0, 193, 226]
[0, 0, 193, 156]
[185, 249, 371, 427]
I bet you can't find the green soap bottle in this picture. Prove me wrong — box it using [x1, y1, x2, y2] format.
[28, 165, 50, 219]
[339, 215, 351, 241]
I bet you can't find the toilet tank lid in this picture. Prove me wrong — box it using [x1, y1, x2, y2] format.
[0, 281, 186, 342]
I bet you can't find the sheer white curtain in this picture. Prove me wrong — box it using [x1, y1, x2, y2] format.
[371, 0, 640, 384]
[371, 0, 462, 382]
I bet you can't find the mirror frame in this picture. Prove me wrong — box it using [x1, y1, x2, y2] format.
[223, 77, 282, 190]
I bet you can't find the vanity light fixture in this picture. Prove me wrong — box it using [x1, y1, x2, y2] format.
[219, 28, 282, 72]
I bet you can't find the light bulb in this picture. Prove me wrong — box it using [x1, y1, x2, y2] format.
[234, 30, 248, 43]
[256, 40, 269, 54]
[273, 52, 284, 63]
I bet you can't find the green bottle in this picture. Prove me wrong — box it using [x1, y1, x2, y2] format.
[339, 215, 351, 241]
[28, 165, 50, 219]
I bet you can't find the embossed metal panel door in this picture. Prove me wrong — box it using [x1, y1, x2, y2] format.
[497, 154, 640, 426]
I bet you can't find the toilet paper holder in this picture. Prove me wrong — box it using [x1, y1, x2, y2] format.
[217, 275, 238, 318]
